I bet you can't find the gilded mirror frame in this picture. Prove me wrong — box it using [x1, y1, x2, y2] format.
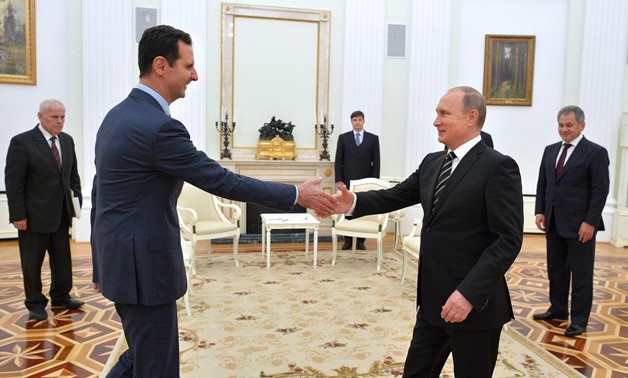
[221, 3, 331, 157]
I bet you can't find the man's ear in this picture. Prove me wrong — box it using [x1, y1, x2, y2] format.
[153, 56, 168, 76]
[468, 109, 479, 126]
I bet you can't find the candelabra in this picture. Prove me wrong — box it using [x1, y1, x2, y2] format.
[215, 111, 236, 160]
[315, 114, 334, 161]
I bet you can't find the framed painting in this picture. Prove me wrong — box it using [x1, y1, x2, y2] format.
[483, 35, 535, 106]
[0, 0, 36, 85]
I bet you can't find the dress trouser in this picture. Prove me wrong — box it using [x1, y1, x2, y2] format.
[402, 309, 502, 378]
[18, 210, 72, 310]
[108, 302, 179, 378]
[343, 235, 365, 246]
[343, 216, 365, 246]
[546, 219, 596, 327]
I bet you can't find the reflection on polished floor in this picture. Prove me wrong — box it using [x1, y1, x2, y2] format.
[0, 234, 626, 377]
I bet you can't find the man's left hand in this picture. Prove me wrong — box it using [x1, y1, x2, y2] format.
[578, 222, 595, 243]
[441, 290, 473, 323]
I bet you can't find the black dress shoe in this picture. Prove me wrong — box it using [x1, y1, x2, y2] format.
[28, 308, 48, 320]
[51, 297, 85, 309]
[341, 243, 352, 250]
[356, 243, 367, 250]
[564, 324, 585, 337]
[532, 311, 568, 321]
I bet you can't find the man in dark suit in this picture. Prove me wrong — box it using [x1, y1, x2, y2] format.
[91, 25, 336, 377]
[480, 130, 493, 148]
[334, 110, 380, 250]
[533, 105, 609, 337]
[331, 86, 523, 377]
[5, 99, 84, 321]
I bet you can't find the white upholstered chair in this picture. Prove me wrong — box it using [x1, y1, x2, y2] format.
[400, 218, 421, 285]
[380, 176, 406, 250]
[179, 237, 193, 316]
[332, 178, 397, 272]
[177, 183, 242, 271]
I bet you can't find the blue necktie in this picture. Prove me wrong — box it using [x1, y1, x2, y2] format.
[355, 133, 361, 146]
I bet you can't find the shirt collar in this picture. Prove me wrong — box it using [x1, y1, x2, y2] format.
[564, 134, 583, 147]
[38, 124, 55, 141]
[136, 83, 171, 115]
[449, 134, 482, 161]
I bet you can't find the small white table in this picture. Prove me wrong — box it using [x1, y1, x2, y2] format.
[261, 213, 320, 269]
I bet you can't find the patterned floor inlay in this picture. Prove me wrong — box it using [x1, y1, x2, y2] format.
[0, 248, 121, 378]
[504, 238, 628, 378]
[0, 235, 626, 377]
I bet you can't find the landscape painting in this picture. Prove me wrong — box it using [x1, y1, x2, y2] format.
[0, 0, 36, 85]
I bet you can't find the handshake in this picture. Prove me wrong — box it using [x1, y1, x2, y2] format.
[296, 178, 353, 217]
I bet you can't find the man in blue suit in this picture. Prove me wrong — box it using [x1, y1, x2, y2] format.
[91, 25, 336, 377]
[533, 106, 609, 337]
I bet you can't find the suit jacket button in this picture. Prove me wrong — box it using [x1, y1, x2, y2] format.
[425, 227, 430, 233]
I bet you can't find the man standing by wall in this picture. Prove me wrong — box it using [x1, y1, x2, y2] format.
[334, 110, 380, 250]
[5, 99, 83, 321]
[533, 105, 609, 337]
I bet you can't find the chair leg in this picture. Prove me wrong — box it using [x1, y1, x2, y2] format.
[183, 290, 191, 316]
[400, 248, 406, 285]
[233, 234, 240, 267]
[183, 266, 192, 315]
[332, 233, 337, 265]
[191, 242, 197, 277]
[351, 237, 357, 256]
[376, 238, 382, 272]
[394, 223, 401, 250]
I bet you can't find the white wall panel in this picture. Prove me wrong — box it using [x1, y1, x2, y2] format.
[162, 0, 208, 153]
[341, 0, 386, 136]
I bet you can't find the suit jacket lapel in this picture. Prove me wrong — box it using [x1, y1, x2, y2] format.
[32, 127, 61, 172]
[429, 143, 485, 219]
[557, 137, 589, 181]
[59, 133, 71, 176]
[546, 143, 561, 183]
[425, 151, 448, 219]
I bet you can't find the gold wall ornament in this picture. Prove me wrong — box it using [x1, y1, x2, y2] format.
[256, 135, 296, 160]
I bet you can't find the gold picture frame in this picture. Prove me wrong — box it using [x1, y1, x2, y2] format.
[483, 35, 535, 106]
[0, 0, 36, 85]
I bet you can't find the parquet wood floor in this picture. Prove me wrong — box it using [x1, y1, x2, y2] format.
[0, 235, 625, 377]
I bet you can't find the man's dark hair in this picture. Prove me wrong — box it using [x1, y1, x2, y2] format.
[138, 25, 193, 77]
[350, 110, 364, 119]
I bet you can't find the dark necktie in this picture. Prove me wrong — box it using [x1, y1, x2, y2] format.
[50, 136, 61, 170]
[355, 132, 361, 146]
[555, 143, 571, 179]
[432, 151, 456, 211]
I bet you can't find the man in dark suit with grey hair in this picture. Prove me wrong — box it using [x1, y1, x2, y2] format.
[533, 105, 609, 337]
[5, 99, 84, 321]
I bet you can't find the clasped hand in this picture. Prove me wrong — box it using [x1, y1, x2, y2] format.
[297, 178, 340, 216]
[313, 183, 354, 218]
